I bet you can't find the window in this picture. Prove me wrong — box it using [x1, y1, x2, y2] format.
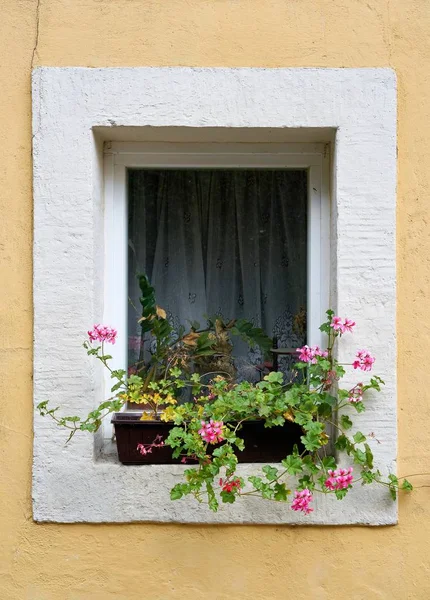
[103, 143, 330, 437]
[32, 67, 396, 524]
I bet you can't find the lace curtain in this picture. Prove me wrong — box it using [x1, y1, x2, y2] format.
[128, 169, 307, 380]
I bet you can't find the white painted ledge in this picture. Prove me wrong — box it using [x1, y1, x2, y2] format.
[32, 67, 397, 524]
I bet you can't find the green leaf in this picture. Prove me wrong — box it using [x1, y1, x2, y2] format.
[207, 483, 219, 512]
[294, 362, 308, 370]
[369, 376, 385, 391]
[364, 443, 374, 469]
[298, 475, 315, 491]
[334, 364, 346, 378]
[281, 454, 303, 475]
[340, 415, 353, 430]
[401, 479, 413, 492]
[334, 488, 349, 500]
[303, 420, 325, 435]
[260, 483, 275, 499]
[302, 455, 320, 474]
[361, 470, 376, 484]
[273, 483, 289, 502]
[317, 403, 334, 419]
[301, 431, 321, 452]
[80, 422, 97, 432]
[389, 486, 397, 501]
[265, 415, 285, 427]
[170, 486, 184, 500]
[258, 405, 272, 418]
[248, 476, 263, 490]
[262, 465, 279, 481]
[233, 436, 245, 451]
[353, 448, 367, 465]
[220, 491, 236, 504]
[321, 456, 337, 471]
[353, 431, 366, 444]
[319, 311, 334, 334]
[266, 371, 284, 384]
[282, 390, 299, 407]
[334, 434, 351, 452]
[294, 411, 314, 426]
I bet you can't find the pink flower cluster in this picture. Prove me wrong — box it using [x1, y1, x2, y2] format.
[353, 349, 375, 372]
[324, 467, 354, 491]
[137, 435, 164, 456]
[198, 420, 224, 444]
[88, 324, 117, 345]
[219, 477, 241, 493]
[330, 316, 355, 334]
[296, 345, 328, 364]
[291, 488, 313, 515]
[348, 383, 363, 403]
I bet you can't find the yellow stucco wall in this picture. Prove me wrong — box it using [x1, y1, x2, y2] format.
[1, 1, 429, 598]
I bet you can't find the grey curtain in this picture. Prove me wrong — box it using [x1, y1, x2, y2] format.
[128, 169, 307, 379]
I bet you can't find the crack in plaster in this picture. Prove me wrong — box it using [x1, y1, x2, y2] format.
[31, 0, 41, 71]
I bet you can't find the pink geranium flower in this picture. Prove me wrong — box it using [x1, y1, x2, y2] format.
[88, 324, 117, 345]
[343, 318, 356, 333]
[198, 420, 224, 444]
[353, 349, 375, 372]
[297, 345, 313, 362]
[324, 467, 354, 491]
[330, 316, 356, 334]
[330, 316, 345, 333]
[291, 488, 313, 515]
[296, 345, 328, 364]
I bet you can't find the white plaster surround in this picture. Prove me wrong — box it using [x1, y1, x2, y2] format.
[32, 67, 397, 524]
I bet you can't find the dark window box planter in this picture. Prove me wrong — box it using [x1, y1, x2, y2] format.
[111, 413, 304, 465]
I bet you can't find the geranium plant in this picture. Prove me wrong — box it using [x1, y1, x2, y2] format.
[37, 310, 413, 515]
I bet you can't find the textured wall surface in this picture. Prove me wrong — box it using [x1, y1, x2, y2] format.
[1, 0, 430, 598]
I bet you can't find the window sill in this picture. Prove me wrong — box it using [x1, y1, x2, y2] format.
[34, 456, 397, 524]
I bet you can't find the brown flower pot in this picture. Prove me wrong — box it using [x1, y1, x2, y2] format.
[112, 413, 304, 465]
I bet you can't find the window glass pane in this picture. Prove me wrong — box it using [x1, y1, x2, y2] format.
[128, 169, 307, 381]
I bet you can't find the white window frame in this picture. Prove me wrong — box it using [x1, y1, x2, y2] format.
[102, 142, 330, 441]
[32, 67, 397, 524]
